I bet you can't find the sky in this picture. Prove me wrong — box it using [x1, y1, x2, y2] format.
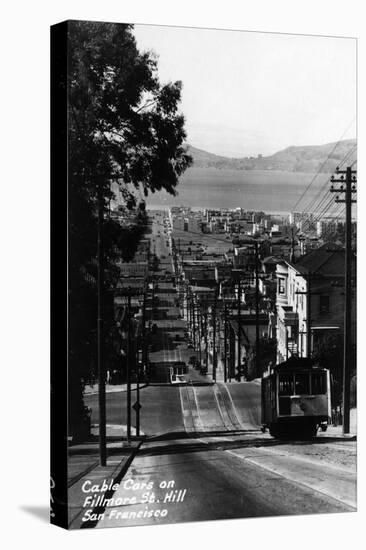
[133, 24, 356, 158]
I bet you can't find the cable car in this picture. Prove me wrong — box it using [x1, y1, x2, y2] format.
[169, 364, 189, 385]
[261, 358, 331, 439]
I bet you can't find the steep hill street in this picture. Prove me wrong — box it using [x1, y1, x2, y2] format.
[78, 213, 356, 528]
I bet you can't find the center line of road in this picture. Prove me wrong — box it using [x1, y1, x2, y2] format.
[225, 449, 356, 509]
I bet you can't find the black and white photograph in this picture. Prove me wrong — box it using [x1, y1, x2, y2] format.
[50, 18, 358, 530]
[3, 0, 366, 547]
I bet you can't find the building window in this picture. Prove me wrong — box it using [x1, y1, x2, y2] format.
[319, 295, 330, 314]
[278, 277, 286, 295]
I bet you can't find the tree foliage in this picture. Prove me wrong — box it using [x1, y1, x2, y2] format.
[67, 21, 192, 437]
[68, 21, 192, 204]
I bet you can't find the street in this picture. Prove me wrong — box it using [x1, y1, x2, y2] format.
[81, 212, 356, 528]
[95, 433, 354, 528]
[85, 382, 355, 528]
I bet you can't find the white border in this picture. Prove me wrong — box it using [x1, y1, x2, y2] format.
[1, 1, 363, 549]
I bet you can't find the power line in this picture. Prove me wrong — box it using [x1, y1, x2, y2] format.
[331, 202, 346, 221]
[300, 194, 341, 234]
[299, 144, 357, 216]
[296, 145, 357, 232]
[299, 192, 333, 232]
[312, 195, 342, 224]
[295, 132, 356, 214]
[330, 166, 357, 434]
[291, 117, 356, 212]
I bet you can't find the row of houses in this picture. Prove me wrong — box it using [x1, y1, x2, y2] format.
[276, 243, 355, 363]
[176, 231, 354, 382]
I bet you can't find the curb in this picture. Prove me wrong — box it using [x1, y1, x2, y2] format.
[111, 441, 143, 486]
[79, 440, 143, 529]
[85, 383, 149, 396]
[68, 460, 100, 489]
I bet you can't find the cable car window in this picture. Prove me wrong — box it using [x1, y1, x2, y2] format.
[311, 372, 326, 394]
[279, 374, 294, 396]
[294, 373, 310, 395]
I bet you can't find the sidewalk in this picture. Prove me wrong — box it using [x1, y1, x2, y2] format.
[68, 436, 142, 529]
[84, 382, 148, 395]
[322, 426, 357, 438]
[322, 408, 357, 438]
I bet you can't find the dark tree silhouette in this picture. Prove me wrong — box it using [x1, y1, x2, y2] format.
[67, 21, 192, 438]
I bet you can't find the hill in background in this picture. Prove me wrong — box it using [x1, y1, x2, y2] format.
[187, 139, 356, 173]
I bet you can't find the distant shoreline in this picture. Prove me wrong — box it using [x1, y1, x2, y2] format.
[146, 204, 291, 217]
[144, 168, 330, 215]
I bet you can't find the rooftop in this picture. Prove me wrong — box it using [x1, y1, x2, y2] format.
[290, 243, 345, 276]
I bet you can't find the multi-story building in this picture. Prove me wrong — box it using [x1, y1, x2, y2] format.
[289, 211, 304, 225]
[172, 216, 185, 231]
[188, 216, 202, 233]
[118, 261, 149, 278]
[316, 220, 326, 237]
[227, 312, 269, 379]
[233, 245, 256, 269]
[182, 258, 230, 289]
[275, 243, 353, 363]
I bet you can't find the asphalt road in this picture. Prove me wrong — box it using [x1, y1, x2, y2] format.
[84, 212, 356, 528]
[85, 381, 261, 436]
[86, 385, 185, 436]
[94, 433, 354, 529]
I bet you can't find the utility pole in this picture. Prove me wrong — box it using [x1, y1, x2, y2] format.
[183, 282, 190, 328]
[224, 300, 228, 383]
[97, 180, 106, 466]
[126, 293, 132, 444]
[231, 269, 247, 381]
[290, 227, 296, 263]
[204, 307, 209, 371]
[237, 277, 241, 380]
[228, 321, 233, 383]
[187, 285, 191, 328]
[192, 293, 197, 351]
[190, 289, 195, 350]
[255, 242, 260, 376]
[136, 282, 147, 438]
[141, 281, 147, 377]
[197, 303, 202, 364]
[330, 166, 357, 434]
[212, 286, 218, 382]
[307, 274, 312, 358]
[151, 281, 155, 318]
[118, 286, 142, 443]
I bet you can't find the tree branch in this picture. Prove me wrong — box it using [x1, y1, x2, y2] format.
[134, 98, 158, 114]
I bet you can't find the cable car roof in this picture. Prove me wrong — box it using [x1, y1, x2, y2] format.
[270, 357, 325, 373]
